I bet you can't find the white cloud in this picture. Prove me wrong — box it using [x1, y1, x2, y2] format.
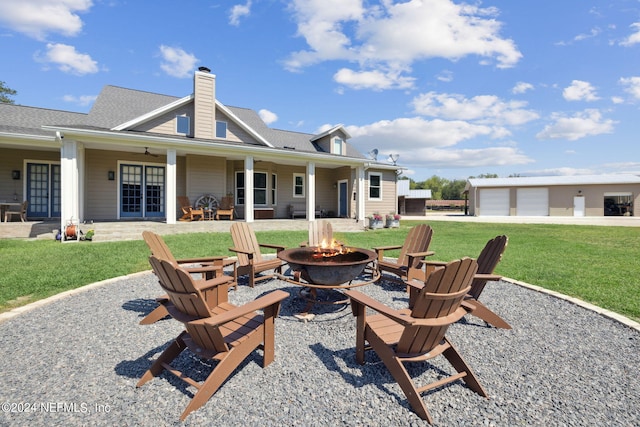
[39, 43, 98, 75]
[258, 109, 278, 124]
[512, 81, 534, 94]
[229, 1, 251, 26]
[563, 80, 599, 101]
[620, 22, 640, 46]
[619, 76, 640, 100]
[523, 167, 596, 177]
[536, 109, 616, 141]
[285, 0, 521, 85]
[62, 94, 97, 106]
[411, 92, 539, 126]
[0, 0, 92, 40]
[407, 146, 533, 168]
[333, 68, 415, 90]
[159, 45, 198, 78]
[436, 70, 454, 83]
[345, 117, 494, 149]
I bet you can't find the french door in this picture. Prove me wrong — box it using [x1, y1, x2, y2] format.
[119, 164, 165, 218]
[26, 162, 61, 218]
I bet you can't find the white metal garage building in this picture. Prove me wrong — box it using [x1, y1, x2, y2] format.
[464, 174, 640, 217]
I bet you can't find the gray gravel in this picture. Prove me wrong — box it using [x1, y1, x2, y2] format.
[1, 268, 639, 426]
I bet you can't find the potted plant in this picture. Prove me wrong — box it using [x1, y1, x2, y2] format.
[385, 212, 401, 228]
[368, 212, 384, 229]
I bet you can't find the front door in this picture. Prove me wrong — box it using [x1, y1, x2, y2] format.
[119, 164, 165, 218]
[26, 162, 61, 219]
[338, 180, 348, 218]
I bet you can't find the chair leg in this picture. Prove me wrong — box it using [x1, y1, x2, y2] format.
[139, 304, 170, 325]
[441, 338, 488, 398]
[462, 299, 512, 329]
[137, 332, 187, 387]
[366, 329, 433, 423]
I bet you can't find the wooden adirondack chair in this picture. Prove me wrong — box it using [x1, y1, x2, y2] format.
[413, 235, 510, 329]
[178, 196, 204, 221]
[345, 257, 488, 423]
[140, 231, 237, 324]
[229, 222, 284, 287]
[301, 219, 341, 247]
[373, 224, 434, 283]
[215, 196, 234, 220]
[461, 235, 510, 329]
[138, 256, 289, 421]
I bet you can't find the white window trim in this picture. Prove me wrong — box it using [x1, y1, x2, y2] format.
[333, 137, 343, 155]
[271, 173, 277, 205]
[176, 115, 190, 135]
[236, 171, 269, 206]
[368, 172, 382, 201]
[293, 173, 305, 198]
[216, 120, 227, 138]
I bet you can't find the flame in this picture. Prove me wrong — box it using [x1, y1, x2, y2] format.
[312, 238, 352, 258]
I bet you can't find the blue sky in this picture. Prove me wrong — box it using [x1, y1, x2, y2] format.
[1, 0, 640, 181]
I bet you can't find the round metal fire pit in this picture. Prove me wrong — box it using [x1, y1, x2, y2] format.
[278, 246, 377, 287]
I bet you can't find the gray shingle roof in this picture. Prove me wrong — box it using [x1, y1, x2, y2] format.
[0, 103, 86, 136]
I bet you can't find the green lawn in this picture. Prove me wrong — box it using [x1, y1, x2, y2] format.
[1, 220, 638, 322]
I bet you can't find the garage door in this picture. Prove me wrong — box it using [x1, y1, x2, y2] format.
[479, 189, 510, 216]
[517, 188, 549, 216]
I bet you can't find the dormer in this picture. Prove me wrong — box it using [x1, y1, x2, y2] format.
[310, 124, 351, 155]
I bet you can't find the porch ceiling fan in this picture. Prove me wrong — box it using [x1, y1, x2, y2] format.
[142, 147, 158, 157]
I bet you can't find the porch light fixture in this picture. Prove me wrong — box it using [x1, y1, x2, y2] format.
[11, 170, 20, 180]
[108, 171, 115, 181]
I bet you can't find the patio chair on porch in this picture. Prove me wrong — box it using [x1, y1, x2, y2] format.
[177, 196, 203, 221]
[373, 224, 434, 283]
[229, 222, 284, 287]
[215, 196, 234, 220]
[344, 258, 487, 423]
[4, 201, 28, 222]
[140, 231, 237, 324]
[138, 256, 289, 421]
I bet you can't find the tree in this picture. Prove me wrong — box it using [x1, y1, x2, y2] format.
[0, 81, 17, 104]
[441, 179, 467, 200]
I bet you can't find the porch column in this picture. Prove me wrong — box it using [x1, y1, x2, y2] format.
[356, 166, 365, 222]
[306, 162, 316, 220]
[166, 149, 177, 224]
[60, 138, 82, 230]
[245, 156, 254, 222]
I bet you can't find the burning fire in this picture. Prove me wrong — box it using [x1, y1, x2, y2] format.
[312, 238, 353, 258]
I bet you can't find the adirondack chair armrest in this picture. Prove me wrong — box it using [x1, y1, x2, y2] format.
[176, 255, 228, 264]
[258, 243, 286, 252]
[420, 260, 448, 267]
[406, 250, 435, 259]
[229, 246, 254, 257]
[193, 273, 235, 291]
[373, 245, 402, 253]
[345, 290, 415, 327]
[191, 290, 290, 327]
[474, 273, 502, 281]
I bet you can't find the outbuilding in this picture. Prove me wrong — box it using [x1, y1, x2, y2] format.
[464, 174, 640, 217]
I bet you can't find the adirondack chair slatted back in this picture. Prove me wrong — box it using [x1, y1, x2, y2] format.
[143, 231, 177, 263]
[398, 224, 433, 269]
[231, 222, 263, 266]
[469, 235, 508, 300]
[398, 257, 477, 354]
[149, 256, 212, 319]
[308, 220, 333, 247]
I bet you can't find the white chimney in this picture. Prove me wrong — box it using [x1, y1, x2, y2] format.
[193, 67, 216, 139]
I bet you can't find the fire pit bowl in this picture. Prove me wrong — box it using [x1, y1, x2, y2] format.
[278, 246, 377, 287]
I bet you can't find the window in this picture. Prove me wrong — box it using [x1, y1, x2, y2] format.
[333, 137, 343, 155]
[216, 121, 227, 138]
[176, 115, 190, 135]
[368, 172, 382, 200]
[235, 171, 268, 205]
[271, 174, 277, 205]
[293, 173, 305, 198]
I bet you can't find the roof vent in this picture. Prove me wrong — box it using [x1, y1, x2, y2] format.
[198, 66, 211, 73]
